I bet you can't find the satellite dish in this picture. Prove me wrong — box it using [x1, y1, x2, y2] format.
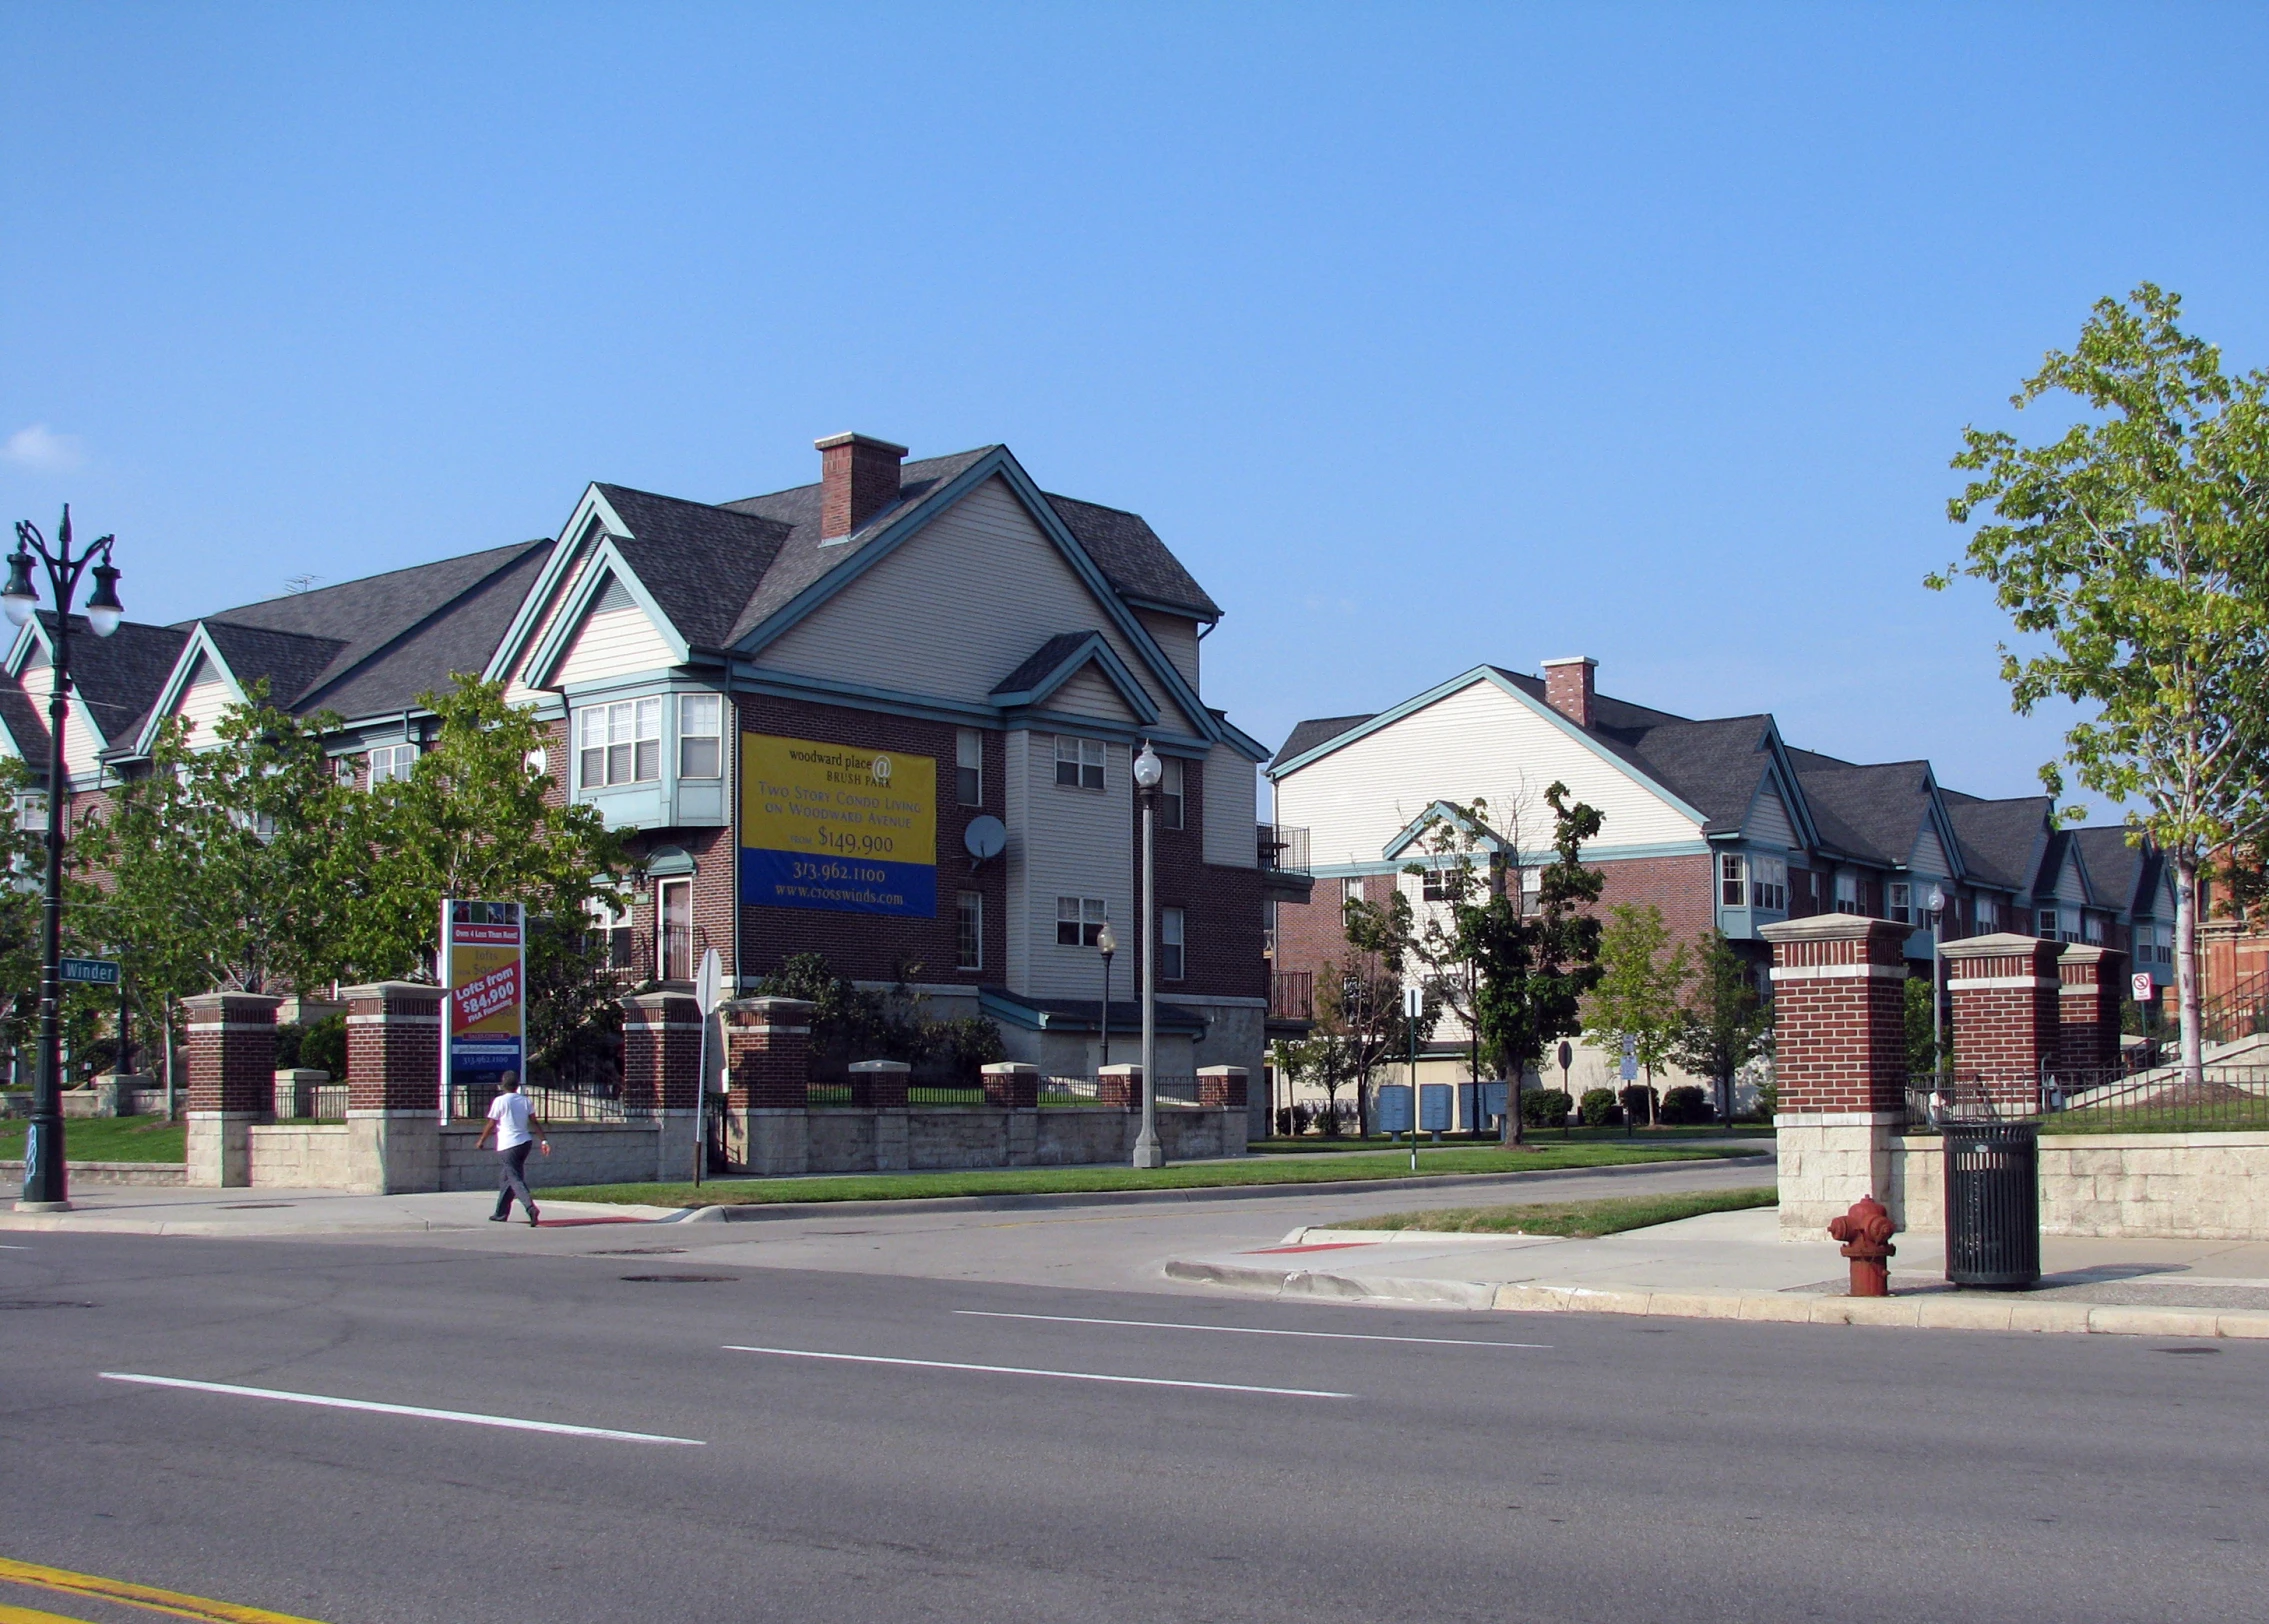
[963, 815, 1007, 866]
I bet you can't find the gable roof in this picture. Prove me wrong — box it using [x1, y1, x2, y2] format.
[26, 614, 194, 749]
[1941, 790, 2052, 893]
[1270, 713, 1375, 769]
[988, 630, 1161, 724]
[1783, 752, 1939, 867]
[2070, 824, 2163, 916]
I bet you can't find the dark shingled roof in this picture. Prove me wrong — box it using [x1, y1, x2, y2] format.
[592, 484, 790, 653]
[2069, 824, 2163, 915]
[1271, 713, 1377, 769]
[1043, 492, 1221, 619]
[1784, 753, 1936, 867]
[0, 677, 49, 762]
[991, 633, 1097, 698]
[1941, 789, 2052, 892]
[34, 615, 195, 748]
[203, 622, 346, 710]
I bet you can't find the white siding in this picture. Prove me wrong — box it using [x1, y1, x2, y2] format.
[1743, 785, 1795, 849]
[174, 655, 236, 747]
[1910, 825, 1950, 879]
[554, 597, 678, 687]
[1138, 610, 1200, 688]
[1006, 729, 1133, 1001]
[1273, 678, 1705, 871]
[1202, 745, 1256, 868]
[63, 696, 104, 782]
[762, 476, 1198, 734]
[503, 549, 597, 705]
[1051, 664, 1137, 723]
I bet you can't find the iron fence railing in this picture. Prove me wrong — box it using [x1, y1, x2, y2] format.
[1903, 1065, 2269, 1136]
[1271, 970, 1314, 1021]
[449, 1083, 656, 1123]
[1258, 824, 1311, 875]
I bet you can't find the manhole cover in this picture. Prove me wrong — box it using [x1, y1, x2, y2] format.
[220, 1203, 296, 1210]
[0, 1300, 95, 1310]
[620, 1273, 735, 1284]
[589, 1246, 686, 1256]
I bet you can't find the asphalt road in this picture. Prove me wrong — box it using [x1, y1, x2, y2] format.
[3, 1200, 2265, 1624]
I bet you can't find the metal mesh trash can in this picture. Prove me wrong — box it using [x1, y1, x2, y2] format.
[1943, 1122, 2040, 1289]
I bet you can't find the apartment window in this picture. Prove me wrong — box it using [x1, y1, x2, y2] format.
[658, 879, 693, 981]
[588, 895, 634, 971]
[14, 793, 45, 832]
[368, 743, 418, 785]
[1160, 907, 1186, 980]
[1751, 856, 1789, 912]
[333, 757, 358, 788]
[1159, 755, 1184, 829]
[579, 698, 662, 788]
[1421, 867, 1452, 904]
[956, 891, 983, 970]
[678, 693, 722, 779]
[1720, 853, 1747, 907]
[1888, 882, 1912, 925]
[1835, 874, 1860, 915]
[2038, 908, 2059, 939]
[956, 728, 983, 807]
[1057, 895, 1108, 946]
[1976, 897, 1998, 934]
[1054, 735, 1105, 790]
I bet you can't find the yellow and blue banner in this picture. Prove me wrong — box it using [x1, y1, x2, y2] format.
[739, 733, 937, 916]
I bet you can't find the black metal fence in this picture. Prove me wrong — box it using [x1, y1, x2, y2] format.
[448, 1082, 655, 1123]
[1903, 1065, 2269, 1136]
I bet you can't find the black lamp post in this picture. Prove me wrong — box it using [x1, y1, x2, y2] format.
[7, 506, 124, 1212]
[1096, 919, 1117, 1069]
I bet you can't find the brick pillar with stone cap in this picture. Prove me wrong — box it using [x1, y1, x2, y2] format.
[1759, 916, 1911, 1238]
[341, 981, 442, 1194]
[849, 1058, 910, 1109]
[982, 1062, 1039, 1109]
[2056, 944, 2128, 1078]
[623, 991, 706, 1182]
[182, 992, 281, 1188]
[1943, 933, 2062, 1113]
[723, 997, 813, 1175]
[1098, 1063, 1144, 1110]
[1197, 1066, 1249, 1109]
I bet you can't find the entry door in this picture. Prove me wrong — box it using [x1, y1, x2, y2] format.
[658, 879, 694, 982]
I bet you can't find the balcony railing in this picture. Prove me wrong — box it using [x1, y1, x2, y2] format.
[1271, 970, 1314, 1021]
[1258, 824, 1310, 875]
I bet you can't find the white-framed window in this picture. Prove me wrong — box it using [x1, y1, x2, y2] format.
[1835, 874, 1860, 914]
[588, 894, 634, 971]
[1720, 853, 1747, 908]
[369, 742, 418, 785]
[1159, 755, 1184, 829]
[678, 693, 722, 779]
[1160, 906, 1185, 980]
[1054, 735, 1105, 791]
[1057, 895, 1108, 946]
[1421, 866, 1454, 904]
[1975, 897, 1998, 934]
[2038, 907, 2059, 939]
[956, 728, 983, 807]
[2085, 913, 2104, 944]
[657, 878, 693, 981]
[956, 891, 983, 970]
[14, 792, 46, 832]
[1751, 856, 1788, 912]
[579, 698, 662, 788]
[1888, 881, 1912, 924]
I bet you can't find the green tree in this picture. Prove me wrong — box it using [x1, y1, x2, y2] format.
[1400, 801, 1498, 1133]
[1321, 886, 1431, 1136]
[1672, 931, 1773, 1127]
[1581, 903, 1692, 1126]
[1903, 974, 1946, 1079]
[1931, 284, 2269, 1078]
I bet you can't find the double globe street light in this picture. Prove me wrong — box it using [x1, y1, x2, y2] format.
[8, 506, 125, 1212]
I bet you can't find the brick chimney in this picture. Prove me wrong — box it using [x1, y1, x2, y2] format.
[815, 432, 908, 541]
[1541, 656, 1597, 729]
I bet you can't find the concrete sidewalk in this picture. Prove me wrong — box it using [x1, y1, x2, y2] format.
[0, 1185, 686, 1235]
[1164, 1206, 2269, 1338]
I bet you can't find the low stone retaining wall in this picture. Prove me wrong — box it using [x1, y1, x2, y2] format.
[435, 1122, 665, 1192]
[0, 1158, 185, 1187]
[1886, 1131, 2269, 1241]
[729, 1105, 1245, 1177]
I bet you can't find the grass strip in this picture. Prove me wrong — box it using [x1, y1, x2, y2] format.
[549, 1143, 1762, 1207]
[1249, 1127, 1772, 1153]
[0, 1117, 188, 1164]
[1335, 1185, 1778, 1238]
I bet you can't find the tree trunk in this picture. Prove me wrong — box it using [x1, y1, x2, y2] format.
[2175, 849, 2203, 1084]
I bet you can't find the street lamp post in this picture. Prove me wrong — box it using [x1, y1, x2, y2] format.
[1096, 920, 1117, 1069]
[7, 506, 126, 1213]
[1927, 885, 1947, 1083]
[1130, 741, 1164, 1169]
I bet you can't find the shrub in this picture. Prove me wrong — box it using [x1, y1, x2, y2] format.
[299, 1013, 347, 1080]
[1521, 1087, 1573, 1128]
[1619, 1083, 1656, 1125]
[1752, 1080, 1779, 1119]
[1660, 1084, 1714, 1125]
[274, 1023, 304, 1069]
[1579, 1087, 1620, 1127]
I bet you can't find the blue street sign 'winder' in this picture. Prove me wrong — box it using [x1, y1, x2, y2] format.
[59, 957, 120, 987]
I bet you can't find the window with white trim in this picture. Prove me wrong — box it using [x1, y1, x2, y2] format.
[1160, 907, 1185, 981]
[1159, 755, 1184, 829]
[1888, 881, 1912, 924]
[1054, 735, 1105, 790]
[1751, 856, 1788, 912]
[2038, 907, 2059, 938]
[678, 693, 722, 779]
[369, 743, 418, 785]
[1975, 896, 1998, 934]
[579, 698, 661, 788]
[1835, 874, 1860, 914]
[1720, 853, 1747, 907]
[1057, 895, 1108, 946]
[956, 891, 983, 970]
[588, 894, 634, 971]
[956, 728, 983, 807]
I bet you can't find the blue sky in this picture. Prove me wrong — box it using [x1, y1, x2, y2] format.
[6, 4, 2267, 822]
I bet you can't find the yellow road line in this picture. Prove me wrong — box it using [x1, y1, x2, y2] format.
[0, 1601, 104, 1624]
[0, 1560, 330, 1624]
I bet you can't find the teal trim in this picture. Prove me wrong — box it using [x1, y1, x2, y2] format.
[1213, 714, 1271, 765]
[129, 621, 242, 757]
[1312, 837, 1714, 880]
[524, 540, 694, 688]
[644, 844, 697, 877]
[731, 663, 1012, 728]
[1381, 799, 1510, 860]
[989, 631, 1160, 725]
[481, 486, 620, 684]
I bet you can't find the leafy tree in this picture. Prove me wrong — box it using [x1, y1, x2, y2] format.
[1334, 882, 1430, 1135]
[1400, 802, 1497, 1121]
[1672, 931, 1773, 1126]
[1903, 974, 1947, 1079]
[1931, 284, 2269, 1078]
[1581, 903, 1692, 1126]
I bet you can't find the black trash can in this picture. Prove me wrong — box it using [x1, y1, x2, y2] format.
[1943, 1122, 2040, 1289]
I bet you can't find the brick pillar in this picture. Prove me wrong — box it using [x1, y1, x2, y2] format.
[1098, 1063, 1143, 1110]
[1759, 916, 1910, 1237]
[182, 992, 280, 1188]
[723, 997, 813, 1175]
[1943, 932, 2062, 1112]
[342, 981, 441, 1194]
[982, 1062, 1039, 1109]
[848, 1058, 910, 1108]
[1197, 1066, 1249, 1109]
[2056, 944, 2127, 1078]
[623, 992, 706, 1183]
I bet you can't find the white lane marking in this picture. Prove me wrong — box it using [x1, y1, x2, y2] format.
[725, 1345, 1352, 1399]
[0, 1244, 29, 1249]
[956, 1309, 1550, 1349]
[98, 1373, 704, 1445]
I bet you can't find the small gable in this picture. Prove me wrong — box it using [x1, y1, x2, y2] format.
[1911, 824, 1950, 879]
[1051, 664, 1138, 723]
[175, 653, 237, 746]
[2054, 849, 2088, 905]
[1743, 785, 1795, 849]
[554, 574, 679, 687]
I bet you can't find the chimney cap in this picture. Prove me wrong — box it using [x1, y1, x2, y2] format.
[813, 431, 908, 456]
[1540, 655, 1597, 669]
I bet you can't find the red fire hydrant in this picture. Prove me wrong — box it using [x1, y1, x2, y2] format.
[1827, 1195, 1899, 1298]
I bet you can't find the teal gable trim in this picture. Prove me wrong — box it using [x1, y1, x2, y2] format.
[524, 541, 694, 689]
[481, 485, 621, 685]
[129, 621, 242, 757]
[1313, 838, 1712, 881]
[1380, 799, 1510, 860]
[731, 662, 1005, 728]
[989, 631, 1160, 726]
[1213, 714, 1271, 765]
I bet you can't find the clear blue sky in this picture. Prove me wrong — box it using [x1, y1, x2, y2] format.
[7, 4, 2267, 822]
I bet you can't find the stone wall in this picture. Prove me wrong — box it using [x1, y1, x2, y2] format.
[725, 1103, 1244, 1177]
[1886, 1131, 2269, 1241]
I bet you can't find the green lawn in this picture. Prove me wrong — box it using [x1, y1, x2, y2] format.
[1251, 1126, 1772, 1154]
[2036, 1103, 2269, 1135]
[1336, 1185, 1778, 1238]
[550, 1142, 1766, 1208]
[0, 1116, 188, 1163]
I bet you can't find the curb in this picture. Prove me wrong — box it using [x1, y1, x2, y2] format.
[665, 1153, 1776, 1223]
[1162, 1259, 2269, 1339]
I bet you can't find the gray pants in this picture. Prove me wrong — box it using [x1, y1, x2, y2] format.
[494, 1141, 536, 1219]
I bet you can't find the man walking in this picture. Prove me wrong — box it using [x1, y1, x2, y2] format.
[475, 1073, 548, 1225]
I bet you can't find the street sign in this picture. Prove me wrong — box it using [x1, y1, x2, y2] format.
[1620, 1034, 1639, 1083]
[2131, 972, 2156, 1002]
[59, 957, 119, 987]
[1402, 984, 1422, 1019]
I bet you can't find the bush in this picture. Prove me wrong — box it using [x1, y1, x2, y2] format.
[1521, 1087, 1573, 1128]
[299, 1014, 347, 1080]
[1660, 1084, 1714, 1125]
[1619, 1084, 1656, 1125]
[1751, 1080, 1779, 1120]
[1579, 1087, 1620, 1127]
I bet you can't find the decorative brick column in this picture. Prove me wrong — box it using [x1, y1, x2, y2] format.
[1759, 917, 1910, 1238]
[1197, 1066, 1249, 1109]
[1098, 1063, 1143, 1110]
[723, 997, 813, 1175]
[182, 992, 281, 1188]
[981, 1062, 1039, 1109]
[1943, 933, 2062, 1112]
[623, 992, 705, 1182]
[342, 981, 441, 1194]
[849, 1058, 910, 1109]
[2056, 944, 2127, 1078]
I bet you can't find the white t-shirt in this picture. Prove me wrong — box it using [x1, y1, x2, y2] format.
[488, 1091, 535, 1150]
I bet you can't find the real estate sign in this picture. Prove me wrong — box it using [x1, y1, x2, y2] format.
[738, 732, 937, 916]
[441, 899, 525, 1088]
